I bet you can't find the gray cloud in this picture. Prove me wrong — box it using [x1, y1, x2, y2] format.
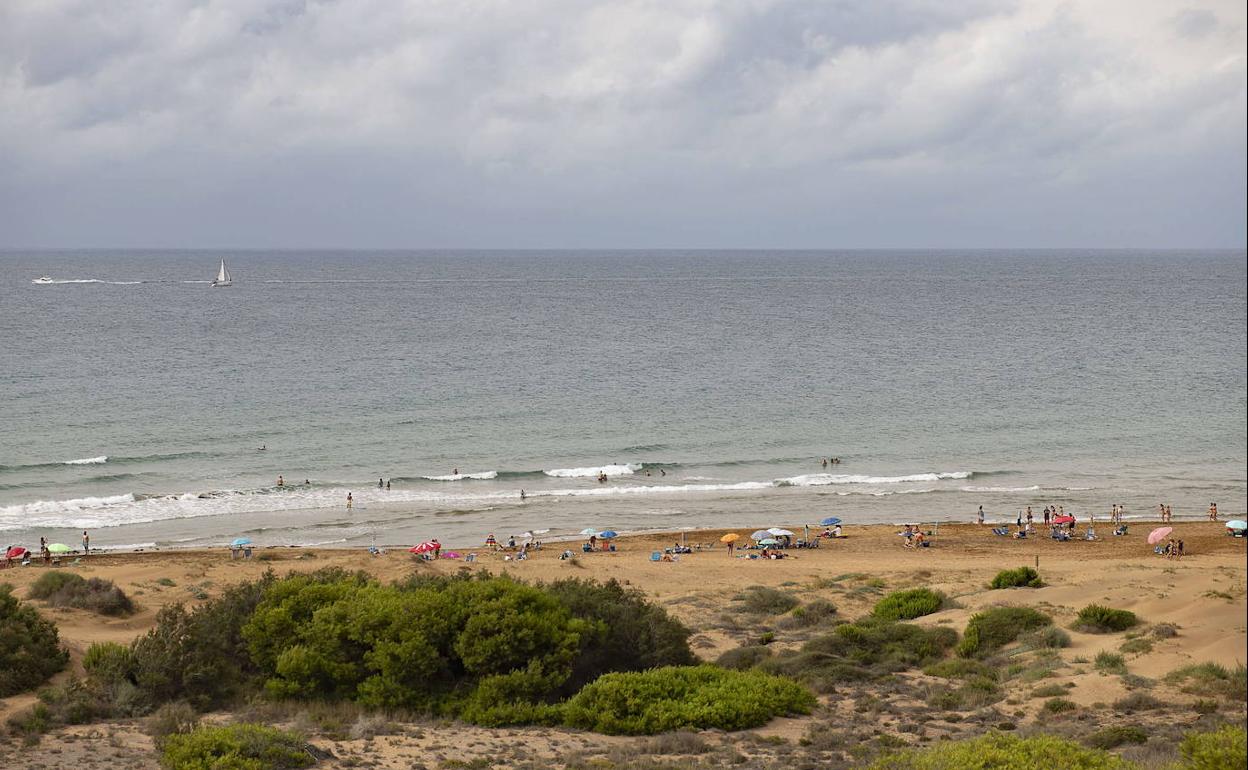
[1, 0, 1243, 247]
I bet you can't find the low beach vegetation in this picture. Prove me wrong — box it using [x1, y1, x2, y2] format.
[956, 606, 1051, 658]
[0, 584, 69, 697]
[10, 568, 819, 739]
[990, 567, 1044, 589]
[1021, 625, 1071, 649]
[733, 585, 799, 615]
[868, 732, 1134, 769]
[1178, 724, 1247, 769]
[777, 598, 838, 629]
[1072, 604, 1139, 634]
[1164, 662, 1247, 701]
[872, 588, 946, 620]
[1085, 725, 1148, 750]
[27, 571, 135, 616]
[561, 666, 815, 734]
[760, 616, 957, 690]
[161, 723, 313, 770]
[1094, 651, 1128, 675]
[715, 644, 772, 670]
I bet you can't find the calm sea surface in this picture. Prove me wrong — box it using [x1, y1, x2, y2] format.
[1, 250, 1244, 550]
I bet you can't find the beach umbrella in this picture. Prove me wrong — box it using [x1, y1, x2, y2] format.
[231, 537, 252, 547]
[767, 528, 795, 537]
[598, 530, 619, 539]
[410, 541, 437, 554]
[579, 528, 599, 536]
[758, 538, 779, 545]
[719, 533, 740, 543]
[750, 530, 771, 541]
[47, 543, 71, 554]
[1052, 515, 1075, 525]
[1147, 527, 1174, 545]
[1226, 520, 1247, 531]
[820, 517, 842, 526]
[6, 546, 28, 559]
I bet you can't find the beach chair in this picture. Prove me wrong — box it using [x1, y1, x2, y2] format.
[650, 551, 662, 562]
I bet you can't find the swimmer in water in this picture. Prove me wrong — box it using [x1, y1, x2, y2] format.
[277, 475, 284, 487]
[520, 489, 527, 500]
[258, 444, 266, 451]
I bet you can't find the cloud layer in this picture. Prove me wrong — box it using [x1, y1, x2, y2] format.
[1, 0, 1244, 247]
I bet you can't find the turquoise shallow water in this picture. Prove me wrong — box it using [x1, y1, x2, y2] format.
[1, 250, 1244, 549]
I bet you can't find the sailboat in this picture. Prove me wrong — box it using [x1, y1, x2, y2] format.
[211, 258, 232, 287]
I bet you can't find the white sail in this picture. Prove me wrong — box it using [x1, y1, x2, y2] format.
[213, 259, 232, 287]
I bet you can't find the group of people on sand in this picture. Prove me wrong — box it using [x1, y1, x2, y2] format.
[1208, 502, 1219, 521]
[1159, 538, 1185, 559]
[1156, 503, 1174, 522]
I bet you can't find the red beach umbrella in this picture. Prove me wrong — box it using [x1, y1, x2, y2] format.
[6, 546, 27, 559]
[1052, 515, 1076, 525]
[1147, 527, 1173, 545]
[409, 542, 437, 554]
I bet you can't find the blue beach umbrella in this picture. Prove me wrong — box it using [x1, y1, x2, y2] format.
[598, 530, 619, 539]
[820, 517, 842, 526]
[231, 537, 252, 547]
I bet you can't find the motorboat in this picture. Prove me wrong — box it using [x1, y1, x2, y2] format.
[32, 276, 54, 284]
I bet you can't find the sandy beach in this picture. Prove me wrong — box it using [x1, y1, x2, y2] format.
[2, 519, 1244, 768]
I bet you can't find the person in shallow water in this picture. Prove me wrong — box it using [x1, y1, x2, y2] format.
[346, 492, 353, 510]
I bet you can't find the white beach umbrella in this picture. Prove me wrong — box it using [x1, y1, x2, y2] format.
[750, 530, 771, 541]
[767, 528, 795, 537]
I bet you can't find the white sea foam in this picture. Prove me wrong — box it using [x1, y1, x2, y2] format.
[961, 485, 1041, 493]
[544, 463, 641, 478]
[64, 455, 108, 465]
[776, 471, 972, 486]
[423, 471, 498, 481]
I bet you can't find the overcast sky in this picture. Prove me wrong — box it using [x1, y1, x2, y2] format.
[1, 0, 1244, 249]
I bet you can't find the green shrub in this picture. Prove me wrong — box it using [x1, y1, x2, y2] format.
[873, 588, 945, 620]
[990, 567, 1043, 589]
[925, 675, 1003, 710]
[1072, 605, 1138, 634]
[1030, 684, 1067, 698]
[1042, 697, 1077, 714]
[779, 599, 838, 628]
[1085, 725, 1148, 750]
[542, 577, 696, 690]
[1094, 651, 1127, 675]
[6, 675, 143, 742]
[1113, 692, 1162, 712]
[1022, 626, 1071, 649]
[1165, 662, 1247, 701]
[1118, 638, 1153, 655]
[923, 658, 997, 680]
[1178, 725, 1246, 770]
[868, 732, 1133, 769]
[160, 723, 313, 770]
[83, 642, 135, 685]
[0, 584, 69, 696]
[561, 665, 815, 734]
[146, 701, 200, 747]
[244, 573, 591, 711]
[716, 645, 773, 670]
[762, 617, 957, 690]
[734, 586, 799, 615]
[956, 607, 1051, 658]
[131, 570, 278, 710]
[28, 571, 134, 616]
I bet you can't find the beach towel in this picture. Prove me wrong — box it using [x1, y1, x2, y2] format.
[992, 527, 1009, 536]
[650, 551, 661, 562]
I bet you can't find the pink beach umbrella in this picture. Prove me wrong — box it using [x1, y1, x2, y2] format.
[1147, 527, 1173, 545]
[409, 541, 437, 554]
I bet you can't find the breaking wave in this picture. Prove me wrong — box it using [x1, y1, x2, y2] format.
[423, 471, 499, 481]
[544, 463, 642, 478]
[775, 471, 972, 486]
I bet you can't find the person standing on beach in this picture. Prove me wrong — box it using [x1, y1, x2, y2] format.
[1026, 510, 1033, 526]
[977, 506, 984, 525]
[82, 531, 89, 555]
[346, 492, 353, 510]
[432, 539, 441, 559]
[1209, 502, 1218, 521]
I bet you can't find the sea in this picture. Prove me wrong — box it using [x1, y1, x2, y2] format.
[1, 250, 1244, 551]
